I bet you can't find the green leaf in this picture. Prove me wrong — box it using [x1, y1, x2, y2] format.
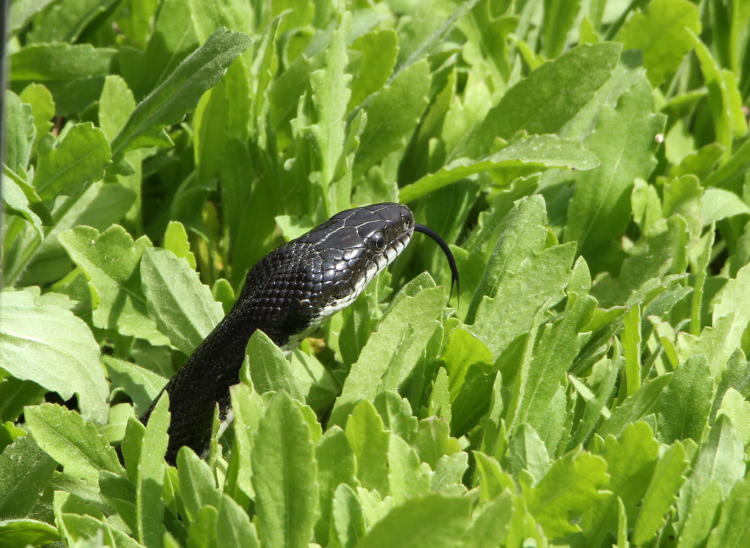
[0, 289, 109, 422]
[0, 519, 60, 548]
[24, 404, 123, 483]
[216, 494, 259, 548]
[140, 248, 223, 355]
[3, 91, 35, 173]
[678, 416, 745, 521]
[527, 450, 609, 539]
[399, 134, 598, 203]
[657, 356, 713, 443]
[98, 75, 137, 142]
[33, 122, 111, 199]
[700, 187, 750, 225]
[355, 494, 471, 548]
[135, 395, 169, 548]
[706, 478, 750, 548]
[542, 0, 580, 58]
[348, 30, 398, 110]
[331, 284, 445, 423]
[331, 483, 366, 548]
[111, 27, 252, 158]
[472, 242, 577, 356]
[564, 77, 665, 255]
[0, 435, 56, 519]
[58, 225, 168, 346]
[10, 43, 115, 82]
[354, 59, 431, 177]
[617, 0, 701, 86]
[632, 442, 688, 545]
[21, 181, 136, 285]
[457, 42, 621, 159]
[163, 221, 196, 270]
[315, 427, 357, 545]
[27, 0, 118, 43]
[345, 400, 390, 495]
[176, 447, 221, 522]
[247, 330, 304, 401]
[308, 12, 351, 203]
[252, 392, 318, 548]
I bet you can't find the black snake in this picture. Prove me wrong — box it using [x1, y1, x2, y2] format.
[140, 203, 458, 462]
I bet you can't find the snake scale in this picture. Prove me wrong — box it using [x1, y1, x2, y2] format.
[140, 203, 458, 463]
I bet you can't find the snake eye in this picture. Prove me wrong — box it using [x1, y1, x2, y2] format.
[370, 232, 386, 251]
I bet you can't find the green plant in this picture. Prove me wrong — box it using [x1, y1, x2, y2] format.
[3, 0, 750, 546]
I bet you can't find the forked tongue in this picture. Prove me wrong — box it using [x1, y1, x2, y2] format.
[413, 224, 460, 297]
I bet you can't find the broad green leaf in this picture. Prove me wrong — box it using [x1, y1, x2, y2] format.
[58, 225, 168, 346]
[507, 424, 550, 483]
[600, 374, 672, 437]
[466, 491, 514, 548]
[0, 435, 56, 519]
[706, 478, 750, 548]
[315, 427, 357, 545]
[355, 494, 471, 548]
[565, 77, 665, 255]
[247, 330, 304, 401]
[466, 194, 547, 321]
[657, 356, 713, 443]
[632, 442, 687, 545]
[716, 388, 750, 445]
[622, 304, 642, 396]
[440, 327, 493, 401]
[176, 448, 221, 522]
[345, 400, 390, 495]
[309, 11, 351, 207]
[348, 30, 398, 110]
[354, 59, 431, 177]
[399, 134, 598, 203]
[709, 263, 750, 372]
[10, 43, 115, 81]
[331, 285, 445, 423]
[118, 0, 198, 98]
[226, 383, 264, 501]
[140, 248, 223, 355]
[112, 28, 252, 158]
[527, 450, 609, 539]
[472, 242, 577, 356]
[21, 181, 136, 285]
[678, 481, 723, 548]
[689, 31, 747, 158]
[3, 91, 35, 173]
[216, 494, 259, 548]
[508, 295, 596, 432]
[387, 434, 430, 502]
[9, 0, 57, 33]
[27, 0, 118, 43]
[700, 187, 750, 225]
[102, 356, 166, 416]
[252, 392, 318, 548]
[163, 221, 196, 269]
[33, 122, 111, 199]
[617, 0, 701, 86]
[678, 416, 745, 521]
[24, 404, 123, 483]
[0, 519, 60, 548]
[457, 42, 621, 159]
[135, 395, 169, 548]
[0, 289, 108, 422]
[331, 483, 366, 548]
[374, 391, 418, 444]
[99, 75, 136, 142]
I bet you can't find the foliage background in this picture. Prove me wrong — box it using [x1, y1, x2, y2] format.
[3, 0, 750, 546]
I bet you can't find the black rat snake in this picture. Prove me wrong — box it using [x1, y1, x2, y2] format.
[140, 202, 458, 462]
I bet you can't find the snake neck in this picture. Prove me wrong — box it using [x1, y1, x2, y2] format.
[143, 305, 259, 462]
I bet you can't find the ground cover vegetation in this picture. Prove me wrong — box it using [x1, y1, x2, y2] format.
[3, 0, 750, 546]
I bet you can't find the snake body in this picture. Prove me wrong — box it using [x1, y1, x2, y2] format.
[141, 203, 457, 462]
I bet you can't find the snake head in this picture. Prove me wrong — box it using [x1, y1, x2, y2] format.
[238, 202, 457, 346]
